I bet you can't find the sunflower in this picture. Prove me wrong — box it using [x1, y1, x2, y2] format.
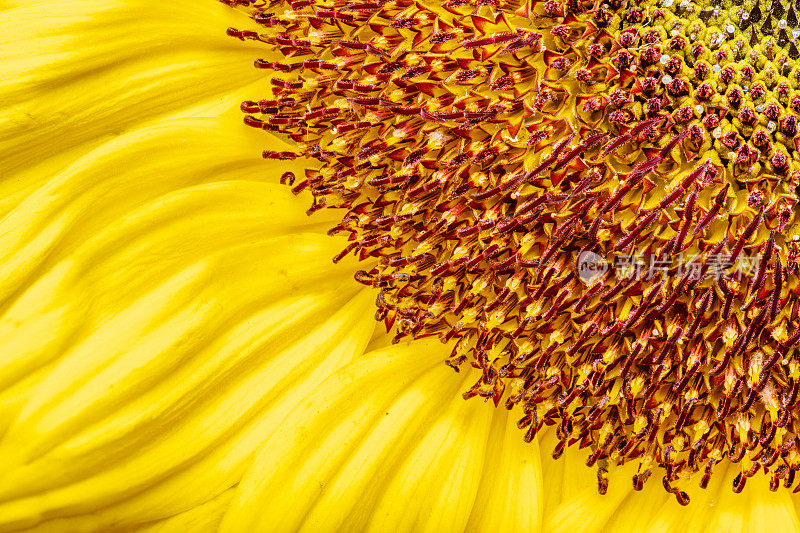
[4, 0, 800, 531]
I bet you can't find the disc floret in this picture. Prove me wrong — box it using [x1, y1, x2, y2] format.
[227, 0, 800, 502]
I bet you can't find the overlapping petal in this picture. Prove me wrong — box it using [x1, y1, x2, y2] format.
[540, 428, 638, 533]
[0, 2, 381, 528]
[137, 489, 236, 533]
[0, 172, 378, 530]
[220, 340, 544, 533]
[629, 469, 800, 533]
[0, 108, 374, 532]
[463, 410, 543, 533]
[0, 0, 266, 189]
[542, 443, 800, 533]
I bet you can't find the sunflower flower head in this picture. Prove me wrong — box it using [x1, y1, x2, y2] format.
[228, 0, 800, 503]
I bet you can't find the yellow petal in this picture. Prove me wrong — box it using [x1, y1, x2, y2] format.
[0, 177, 332, 397]
[223, 342, 547, 533]
[0, 106, 327, 311]
[603, 471, 669, 532]
[464, 410, 544, 533]
[0, 287, 376, 530]
[0, 0, 264, 183]
[745, 481, 800, 533]
[220, 339, 450, 532]
[0, 2, 369, 528]
[541, 431, 639, 533]
[637, 472, 729, 533]
[538, 427, 601, 512]
[221, 340, 542, 533]
[363, 380, 493, 533]
[607, 466, 800, 533]
[0, 178, 375, 530]
[134, 489, 237, 533]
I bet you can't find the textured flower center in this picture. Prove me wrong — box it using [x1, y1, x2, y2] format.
[227, 0, 800, 501]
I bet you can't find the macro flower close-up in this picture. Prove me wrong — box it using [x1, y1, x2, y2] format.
[6, 0, 800, 530]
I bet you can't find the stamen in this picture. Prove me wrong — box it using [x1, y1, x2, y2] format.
[229, 0, 800, 499]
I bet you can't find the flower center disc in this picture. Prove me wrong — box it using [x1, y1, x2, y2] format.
[227, 0, 800, 502]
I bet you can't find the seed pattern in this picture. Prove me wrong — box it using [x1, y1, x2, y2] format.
[226, 0, 800, 500]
